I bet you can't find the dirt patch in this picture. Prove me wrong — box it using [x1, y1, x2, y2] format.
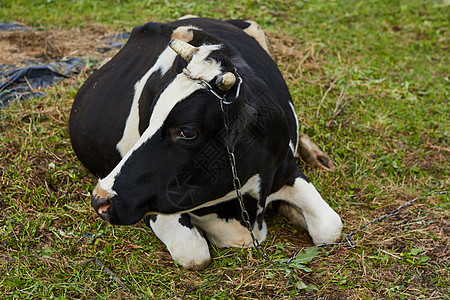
[0, 24, 117, 67]
[267, 31, 324, 81]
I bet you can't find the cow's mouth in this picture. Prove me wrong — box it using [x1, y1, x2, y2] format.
[91, 194, 112, 221]
[98, 203, 111, 214]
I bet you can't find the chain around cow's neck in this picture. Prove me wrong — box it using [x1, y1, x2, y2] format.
[183, 68, 297, 267]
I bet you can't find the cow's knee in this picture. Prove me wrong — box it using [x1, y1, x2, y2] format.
[291, 178, 342, 244]
[268, 174, 342, 244]
[147, 214, 211, 270]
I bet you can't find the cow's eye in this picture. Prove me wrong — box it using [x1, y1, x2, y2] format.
[171, 127, 198, 141]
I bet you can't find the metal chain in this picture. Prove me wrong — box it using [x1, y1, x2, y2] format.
[182, 67, 449, 267]
[316, 190, 449, 249]
[219, 92, 300, 267]
[183, 69, 293, 266]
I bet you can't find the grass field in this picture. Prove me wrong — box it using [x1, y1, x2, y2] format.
[1, 0, 449, 299]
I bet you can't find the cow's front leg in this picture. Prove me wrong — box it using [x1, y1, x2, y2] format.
[190, 210, 268, 249]
[145, 213, 211, 270]
[268, 168, 342, 244]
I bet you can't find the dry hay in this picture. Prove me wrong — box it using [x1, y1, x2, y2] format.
[0, 24, 117, 68]
[267, 31, 324, 81]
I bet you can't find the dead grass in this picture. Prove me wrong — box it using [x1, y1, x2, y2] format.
[0, 24, 116, 67]
[268, 31, 325, 82]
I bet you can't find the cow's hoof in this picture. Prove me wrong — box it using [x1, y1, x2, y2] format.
[182, 257, 211, 271]
[297, 134, 335, 171]
[166, 233, 211, 271]
[172, 251, 211, 271]
[169, 245, 211, 270]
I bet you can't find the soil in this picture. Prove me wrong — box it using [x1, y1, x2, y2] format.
[0, 24, 118, 68]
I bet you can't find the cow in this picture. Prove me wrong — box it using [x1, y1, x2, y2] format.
[69, 17, 342, 270]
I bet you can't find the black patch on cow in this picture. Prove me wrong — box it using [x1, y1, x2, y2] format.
[137, 70, 176, 135]
[271, 200, 282, 213]
[178, 213, 194, 229]
[269, 150, 297, 193]
[273, 165, 310, 188]
[131, 22, 173, 38]
[256, 211, 265, 231]
[289, 167, 310, 185]
[143, 214, 158, 228]
[192, 194, 258, 227]
[189, 29, 226, 50]
[138, 70, 162, 134]
[225, 19, 251, 30]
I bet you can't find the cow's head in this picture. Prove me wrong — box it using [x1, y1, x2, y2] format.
[91, 38, 290, 225]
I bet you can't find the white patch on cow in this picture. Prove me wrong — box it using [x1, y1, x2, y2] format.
[98, 44, 224, 196]
[267, 177, 342, 244]
[184, 44, 223, 79]
[188, 174, 264, 248]
[171, 25, 200, 42]
[116, 47, 178, 156]
[288, 101, 299, 156]
[178, 15, 200, 20]
[191, 214, 267, 248]
[256, 202, 265, 216]
[259, 219, 268, 243]
[149, 214, 210, 270]
[289, 141, 295, 156]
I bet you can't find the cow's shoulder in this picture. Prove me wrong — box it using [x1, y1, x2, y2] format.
[129, 21, 173, 38]
[126, 21, 197, 49]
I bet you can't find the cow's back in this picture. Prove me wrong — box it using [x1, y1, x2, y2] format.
[70, 22, 178, 177]
[70, 18, 296, 178]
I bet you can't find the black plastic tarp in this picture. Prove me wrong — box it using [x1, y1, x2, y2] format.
[0, 23, 33, 31]
[0, 58, 85, 106]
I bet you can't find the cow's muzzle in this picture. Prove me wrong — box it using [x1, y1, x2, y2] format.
[91, 185, 113, 222]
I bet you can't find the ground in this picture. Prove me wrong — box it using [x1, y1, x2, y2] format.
[0, 1, 449, 299]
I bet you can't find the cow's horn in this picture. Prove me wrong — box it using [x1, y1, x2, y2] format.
[215, 72, 236, 91]
[169, 38, 198, 62]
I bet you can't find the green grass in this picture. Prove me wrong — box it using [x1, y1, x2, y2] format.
[1, 0, 449, 299]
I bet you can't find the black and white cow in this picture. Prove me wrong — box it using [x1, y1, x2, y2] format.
[69, 17, 342, 270]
